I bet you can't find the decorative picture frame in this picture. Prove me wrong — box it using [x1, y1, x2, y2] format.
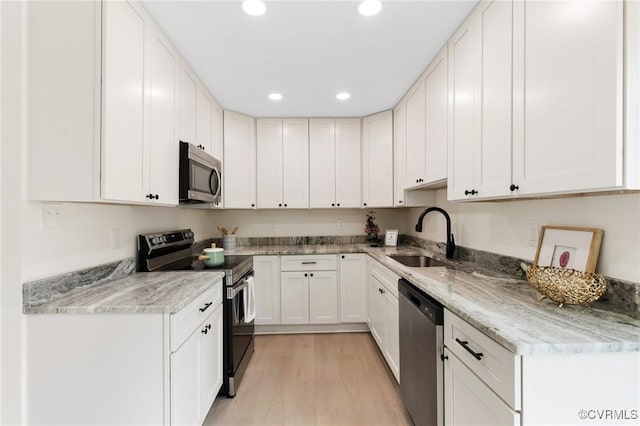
[385, 229, 398, 247]
[533, 226, 604, 273]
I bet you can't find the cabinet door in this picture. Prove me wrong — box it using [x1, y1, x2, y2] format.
[211, 101, 224, 161]
[170, 326, 200, 426]
[199, 306, 223, 422]
[309, 119, 336, 208]
[370, 276, 386, 349]
[447, 14, 477, 201]
[335, 119, 362, 208]
[256, 119, 283, 208]
[384, 292, 400, 382]
[101, 0, 148, 203]
[393, 104, 406, 206]
[444, 349, 520, 426]
[309, 271, 338, 324]
[404, 80, 426, 187]
[512, 0, 623, 195]
[280, 272, 309, 324]
[254, 256, 280, 325]
[424, 47, 448, 185]
[282, 119, 309, 209]
[474, 0, 513, 199]
[179, 64, 197, 145]
[196, 86, 213, 154]
[148, 28, 179, 205]
[339, 254, 367, 323]
[362, 110, 394, 208]
[223, 111, 256, 208]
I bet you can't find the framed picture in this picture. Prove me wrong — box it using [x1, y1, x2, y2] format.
[533, 226, 604, 273]
[385, 229, 398, 247]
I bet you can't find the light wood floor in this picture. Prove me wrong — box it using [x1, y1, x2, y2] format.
[204, 333, 412, 426]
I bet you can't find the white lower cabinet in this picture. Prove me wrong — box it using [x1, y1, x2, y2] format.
[25, 279, 224, 425]
[280, 266, 338, 325]
[253, 255, 281, 325]
[281, 271, 311, 324]
[444, 348, 520, 426]
[366, 256, 400, 382]
[443, 309, 640, 425]
[339, 253, 367, 323]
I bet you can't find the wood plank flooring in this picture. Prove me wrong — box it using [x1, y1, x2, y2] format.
[204, 333, 412, 426]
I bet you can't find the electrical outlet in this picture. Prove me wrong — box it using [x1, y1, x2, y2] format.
[337, 220, 344, 230]
[271, 223, 277, 231]
[110, 228, 121, 249]
[527, 223, 540, 246]
[41, 203, 63, 230]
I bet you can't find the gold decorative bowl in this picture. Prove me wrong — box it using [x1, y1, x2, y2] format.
[525, 265, 607, 307]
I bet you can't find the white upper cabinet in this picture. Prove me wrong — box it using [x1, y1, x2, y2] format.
[362, 110, 394, 208]
[512, 0, 625, 195]
[447, 13, 477, 201]
[224, 111, 256, 209]
[211, 101, 224, 161]
[148, 27, 179, 205]
[256, 119, 309, 209]
[448, 0, 513, 201]
[423, 47, 448, 185]
[335, 119, 363, 208]
[101, 0, 148, 204]
[393, 104, 407, 207]
[404, 80, 426, 188]
[179, 64, 198, 146]
[196, 86, 214, 154]
[309, 118, 361, 208]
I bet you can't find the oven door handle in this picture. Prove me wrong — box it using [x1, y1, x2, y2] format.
[227, 280, 248, 300]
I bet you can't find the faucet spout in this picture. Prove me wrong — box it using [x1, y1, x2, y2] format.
[414, 207, 456, 259]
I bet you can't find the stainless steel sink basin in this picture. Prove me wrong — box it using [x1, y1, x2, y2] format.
[389, 255, 448, 268]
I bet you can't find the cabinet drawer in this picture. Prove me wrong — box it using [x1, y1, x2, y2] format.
[444, 310, 521, 410]
[280, 255, 337, 271]
[171, 279, 223, 352]
[370, 259, 400, 298]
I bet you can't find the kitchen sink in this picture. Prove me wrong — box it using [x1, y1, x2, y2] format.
[389, 255, 448, 268]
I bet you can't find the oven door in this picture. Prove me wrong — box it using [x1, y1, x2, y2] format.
[227, 273, 255, 374]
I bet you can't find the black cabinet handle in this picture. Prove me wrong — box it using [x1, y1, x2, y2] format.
[199, 302, 213, 312]
[337, 203, 340, 207]
[310, 273, 314, 277]
[378, 288, 385, 294]
[206, 324, 211, 330]
[304, 273, 308, 277]
[154, 194, 159, 200]
[441, 354, 448, 361]
[455, 338, 483, 360]
[279, 203, 282, 207]
[146, 194, 152, 199]
[341, 255, 345, 259]
[201, 327, 208, 335]
[510, 184, 519, 191]
[251, 203, 255, 207]
[363, 203, 367, 206]
[284, 203, 287, 207]
[332, 203, 335, 207]
[399, 200, 403, 204]
[464, 190, 478, 196]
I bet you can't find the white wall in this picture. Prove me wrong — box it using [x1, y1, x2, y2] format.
[208, 208, 406, 238]
[407, 189, 640, 282]
[21, 203, 217, 282]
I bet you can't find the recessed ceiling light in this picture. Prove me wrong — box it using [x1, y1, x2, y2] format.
[268, 93, 283, 101]
[358, 0, 382, 17]
[336, 92, 351, 101]
[242, 0, 266, 16]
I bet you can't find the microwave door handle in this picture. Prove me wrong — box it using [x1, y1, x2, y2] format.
[209, 169, 221, 197]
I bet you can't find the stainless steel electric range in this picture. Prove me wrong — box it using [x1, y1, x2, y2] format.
[138, 229, 254, 397]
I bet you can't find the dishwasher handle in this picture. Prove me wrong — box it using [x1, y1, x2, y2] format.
[398, 278, 444, 325]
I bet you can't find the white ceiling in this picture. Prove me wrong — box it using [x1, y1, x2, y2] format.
[141, 0, 478, 117]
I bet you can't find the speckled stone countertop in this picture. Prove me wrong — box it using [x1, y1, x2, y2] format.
[23, 271, 225, 314]
[226, 244, 640, 355]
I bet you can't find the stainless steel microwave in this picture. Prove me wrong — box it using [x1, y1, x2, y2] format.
[179, 141, 222, 205]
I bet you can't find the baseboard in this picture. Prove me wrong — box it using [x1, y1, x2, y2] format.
[255, 323, 370, 335]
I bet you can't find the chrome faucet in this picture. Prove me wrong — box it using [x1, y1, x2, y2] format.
[415, 207, 456, 259]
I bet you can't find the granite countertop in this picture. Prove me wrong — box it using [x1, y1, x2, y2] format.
[23, 271, 225, 314]
[225, 244, 640, 355]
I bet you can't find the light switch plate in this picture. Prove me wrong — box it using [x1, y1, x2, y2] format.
[41, 203, 63, 230]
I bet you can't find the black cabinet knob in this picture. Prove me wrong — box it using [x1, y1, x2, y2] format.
[251, 203, 255, 207]
[154, 194, 159, 200]
[363, 203, 367, 206]
[279, 203, 282, 207]
[341, 255, 345, 259]
[331, 203, 335, 207]
[399, 200, 403, 204]
[310, 273, 314, 277]
[416, 179, 419, 183]
[201, 328, 208, 335]
[465, 189, 478, 196]
[284, 204, 287, 207]
[510, 184, 519, 191]
[146, 194, 152, 199]
[337, 203, 340, 207]
[304, 273, 308, 277]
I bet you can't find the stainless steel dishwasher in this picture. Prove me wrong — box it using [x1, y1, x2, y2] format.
[399, 278, 444, 426]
